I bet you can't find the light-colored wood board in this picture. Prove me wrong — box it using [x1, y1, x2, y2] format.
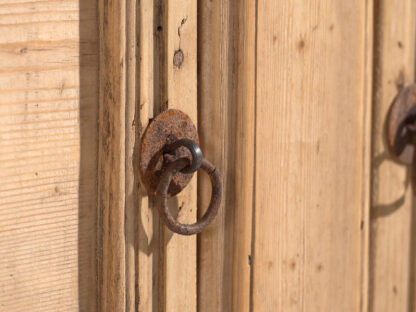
[197, 0, 234, 310]
[97, 0, 126, 310]
[125, 0, 137, 310]
[369, 0, 416, 311]
[252, 1, 372, 311]
[197, 0, 255, 311]
[136, 1, 158, 312]
[0, 0, 98, 311]
[231, 1, 256, 310]
[360, 1, 374, 311]
[163, 0, 197, 311]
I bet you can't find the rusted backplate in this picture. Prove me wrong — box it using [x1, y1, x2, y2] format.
[139, 109, 199, 197]
[387, 84, 416, 164]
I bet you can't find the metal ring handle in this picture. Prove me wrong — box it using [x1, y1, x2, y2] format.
[156, 157, 222, 235]
[164, 138, 203, 174]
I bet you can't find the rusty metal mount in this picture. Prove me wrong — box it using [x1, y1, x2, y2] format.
[139, 109, 199, 197]
[387, 84, 416, 165]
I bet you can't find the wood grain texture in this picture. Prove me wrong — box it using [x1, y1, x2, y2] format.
[252, 1, 372, 311]
[369, 0, 416, 311]
[197, 0, 255, 311]
[164, 1, 197, 311]
[134, 1, 198, 310]
[197, 0, 234, 310]
[97, 0, 126, 310]
[231, 2, 256, 310]
[136, 0, 158, 311]
[361, 2, 374, 311]
[125, 0, 137, 310]
[0, 0, 98, 311]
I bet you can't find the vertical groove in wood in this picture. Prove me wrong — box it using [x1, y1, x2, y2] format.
[125, 0, 137, 310]
[252, 1, 370, 310]
[153, 1, 167, 311]
[232, 0, 256, 311]
[360, 1, 374, 311]
[197, 0, 235, 310]
[136, 1, 158, 311]
[97, 0, 126, 310]
[197, 0, 256, 310]
[369, 0, 416, 311]
[197, 0, 231, 309]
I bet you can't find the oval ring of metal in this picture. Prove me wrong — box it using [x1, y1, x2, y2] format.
[156, 157, 222, 235]
[139, 109, 199, 197]
[387, 83, 416, 164]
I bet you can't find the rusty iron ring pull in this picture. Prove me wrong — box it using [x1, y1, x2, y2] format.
[157, 155, 221, 235]
[387, 83, 416, 192]
[139, 109, 222, 235]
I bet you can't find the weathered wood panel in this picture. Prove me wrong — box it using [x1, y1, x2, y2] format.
[197, 0, 234, 311]
[252, 1, 372, 311]
[164, 1, 197, 311]
[0, 0, 98, 311]
[370, 0, 416, 311]
[134, 1, 199, 311]
[125, 0, 138, 310]
[135, 1, 157, 312]
[197, 0, 255, 311]
[97, 0, 125, 310]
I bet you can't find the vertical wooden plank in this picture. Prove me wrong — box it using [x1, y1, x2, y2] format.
[0, 1, 99, 311]
[97, 0, 126, 310]
[361, 1, 374, 311]
[197, 0, 255, 311]
[369, 0, 416, 311]
[197, 0, 234, 310]
[136, 1, 198, 310]
[136, 1, 157, 312]
[125, 0, 137, 310]
[252, 1, 372, 311]
[232, 0, 256, 310]
[163, 1, 197, 311]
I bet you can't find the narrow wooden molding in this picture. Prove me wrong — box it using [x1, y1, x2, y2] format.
[97, 0, 126, 310]
[360, 1, 373, 311]
[197, 0, 235, 310]
[232, 0, 256, 310]
[136, 0, 157, 311]
[125, 0, 138, 310]
[164, 0, 198, 311]
[197, 1, 256, 311]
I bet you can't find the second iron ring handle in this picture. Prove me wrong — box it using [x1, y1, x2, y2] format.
[156, 140, 222, 235]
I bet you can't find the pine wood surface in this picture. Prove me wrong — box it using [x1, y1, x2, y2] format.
[370, 0, 416, 311]
[0, 0, 98, 311]
[2, 1, 416, 311]
[252, 1, 373, 310]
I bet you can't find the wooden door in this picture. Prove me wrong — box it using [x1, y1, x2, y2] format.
[1, 1, 416, 312]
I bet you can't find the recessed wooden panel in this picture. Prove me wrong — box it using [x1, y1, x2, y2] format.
[252, 1, 372, 311]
